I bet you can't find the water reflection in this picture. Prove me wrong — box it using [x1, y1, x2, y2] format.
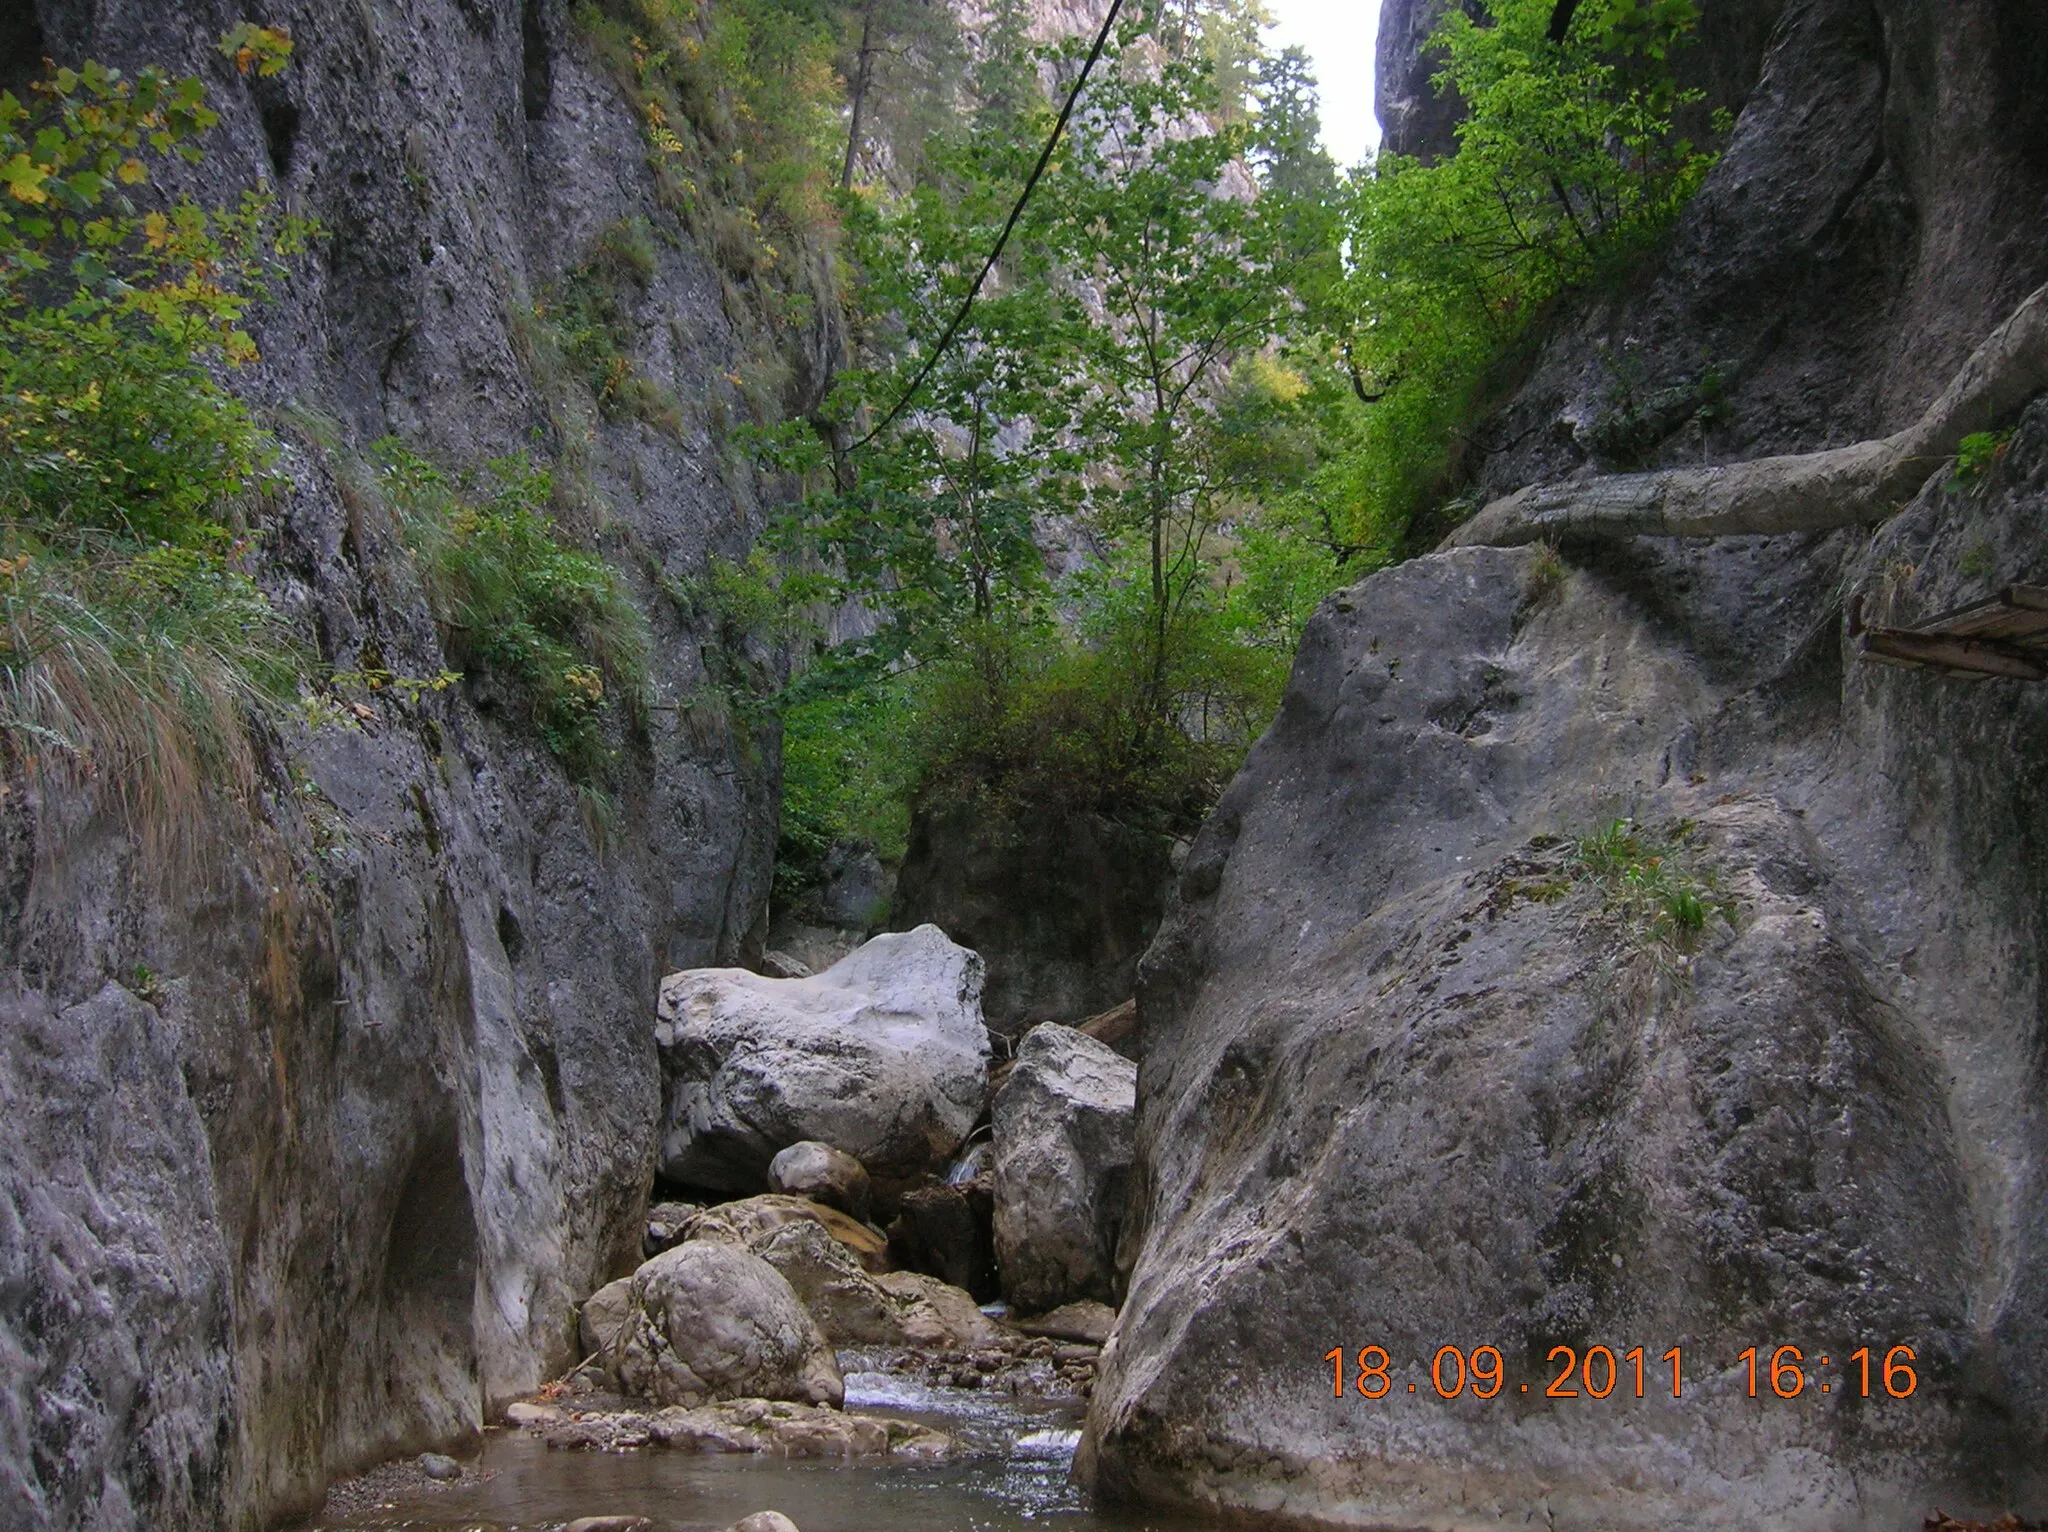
[297, 1355, 1172, 1532]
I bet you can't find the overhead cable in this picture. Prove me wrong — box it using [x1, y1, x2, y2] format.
[847, 0, 1128, 452]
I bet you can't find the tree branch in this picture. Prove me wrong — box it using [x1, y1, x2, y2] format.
[1444, 281, 2048, 547]
[1343, 340, 1398, 403]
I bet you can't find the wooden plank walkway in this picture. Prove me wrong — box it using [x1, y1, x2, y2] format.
[1858, 585, 2048, 681]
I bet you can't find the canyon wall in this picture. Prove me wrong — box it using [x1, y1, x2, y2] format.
[0, 0, 822, 1526]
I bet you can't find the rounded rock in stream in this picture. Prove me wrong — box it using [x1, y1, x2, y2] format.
[768, 1141, 873, 1222]
[612, 1242, 843, 1408]
[727, 1514, 801, 1532]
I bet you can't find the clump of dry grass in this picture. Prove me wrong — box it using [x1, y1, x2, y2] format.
[0, 537, 303, 838]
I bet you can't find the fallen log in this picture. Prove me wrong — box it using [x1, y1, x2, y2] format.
[1445, 281, 2048, 548]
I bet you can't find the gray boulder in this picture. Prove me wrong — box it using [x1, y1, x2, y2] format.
[750, 1219, 999, 1349]
[750, 1220, 904, 1345]
[992, 1024, 1137, 1312]
[611, 1242, 842, 1409]
[767, 1141, 872, 1222]
[656, 926, 989, 1190]
[578, 1276, 634, 1359]
[1078, 547, 1981, 1529]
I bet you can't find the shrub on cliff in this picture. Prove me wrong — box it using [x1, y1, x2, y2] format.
[373, 442, 649, 790]
[1309, 0, 1723, 554]
[0, 31, 314, 818]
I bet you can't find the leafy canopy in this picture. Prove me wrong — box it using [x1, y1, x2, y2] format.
[1303, 0, 1719, 556]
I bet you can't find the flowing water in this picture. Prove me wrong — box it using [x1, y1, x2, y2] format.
[296, 1357, 1176, 1532]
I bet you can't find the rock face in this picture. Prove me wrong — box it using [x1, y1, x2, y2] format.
[656, 926, 990, 1189]
[892, 802, 1172, 1035]
[1081, 402, 2048, 1521]
[0, 0, 830, 1525]
[768, 1141, 873, 1222]
[1373, 0, 1482, 162]
[0, 984, 235, 1530]
[1078, 15, 2048, 1525]
[992, 1024, 1137, 1312]
[611, 1242, 842, 1409]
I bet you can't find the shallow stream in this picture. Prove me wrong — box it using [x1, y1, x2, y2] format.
[296, 1359, 1173, 1532]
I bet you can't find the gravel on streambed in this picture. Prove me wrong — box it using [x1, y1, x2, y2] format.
[315, 1447, 495, 1519]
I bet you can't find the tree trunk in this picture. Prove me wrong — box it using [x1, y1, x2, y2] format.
[840, 0, 878, 190]
[1444, 281, 2048, 549]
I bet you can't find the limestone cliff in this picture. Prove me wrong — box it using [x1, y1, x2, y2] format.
[1083, 1, 2048, 1525]
[0, 1, 828, 1527]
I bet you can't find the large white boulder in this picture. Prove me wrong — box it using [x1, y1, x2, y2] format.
[656, 925, 990, 1190]
[992, 1023, 1137, 1312]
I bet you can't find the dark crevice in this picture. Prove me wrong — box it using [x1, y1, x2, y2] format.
[0, 0, 45, 96]
[521, 0, 552, 121]
[383, 1119, 479, 1314]
[1819, 2, 1892, 238]
[260, 97, 300, 178]
[496, 904, 524, 963]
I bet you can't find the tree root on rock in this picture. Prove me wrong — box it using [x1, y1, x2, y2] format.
[1444, 282, 2048, 548]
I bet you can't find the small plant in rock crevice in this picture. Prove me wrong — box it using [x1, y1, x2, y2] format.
[1958, 541, 1997, 580]
[1952, 428, 2015, 489]
[542, 217, 684, 436]
[1580, 347, 1730, 468]
[1573, 815, 1738, 960]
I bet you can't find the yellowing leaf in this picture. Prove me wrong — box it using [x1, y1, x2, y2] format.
[1, 152, 49, 204]
[116, 157, 147, 185]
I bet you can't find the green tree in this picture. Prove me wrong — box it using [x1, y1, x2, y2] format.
[837, 0, 963, 189]
[764, 20, 1322, 884]
[1251, 44, 1338, 204]
[1278, 0, 1718, 561]
[1034, 31, 1301, 740]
